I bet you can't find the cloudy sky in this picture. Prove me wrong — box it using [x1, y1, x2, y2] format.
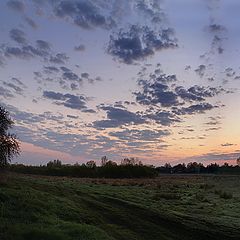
[1, 0, 240, 165]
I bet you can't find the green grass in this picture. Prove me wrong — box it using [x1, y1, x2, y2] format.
[0, 173, 240, 240]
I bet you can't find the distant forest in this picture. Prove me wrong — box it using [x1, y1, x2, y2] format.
[7, 157, 240, 178]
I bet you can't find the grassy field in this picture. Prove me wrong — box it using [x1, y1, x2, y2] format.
[0, 173, 240, 240]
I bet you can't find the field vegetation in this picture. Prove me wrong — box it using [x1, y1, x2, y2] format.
[0, 173, 240, 240]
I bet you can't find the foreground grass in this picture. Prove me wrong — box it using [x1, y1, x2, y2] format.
[0, 173, 240, 240]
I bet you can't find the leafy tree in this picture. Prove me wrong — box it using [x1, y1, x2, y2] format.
[105, 160, 117, 166]
[172, 163, 186, 173]
[186, 162, 203, 173]
[86, 160, 96, 168]
[121, 157, 142, 166]
[101, 156, 108, 166]
[47, 159, 62, 168]
[0, 106, 20, 168]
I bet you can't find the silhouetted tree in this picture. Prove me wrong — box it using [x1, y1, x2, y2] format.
[105, 160, 117, 166]
[0, 106, 20, 168]
[164, 163, 172, 173]
[206, 163, 219, 174]
[172, 163, 186, 173]
[101, 156, 108, 166]
[86, 160, 96, 168]
[186, 162, 203, 173]
[121, 157, 141, 166]
[47, 159, 62, 168]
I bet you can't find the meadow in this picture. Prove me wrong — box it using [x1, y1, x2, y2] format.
[0, 173, 240, 240]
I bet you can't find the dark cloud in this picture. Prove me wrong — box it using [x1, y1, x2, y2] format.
[94, 76, 102, 82]
[43, 90, 93, 112]
[113, 101, 125, 109]
[0, 55, 5, 67]
[33, 71, 42, 78]
[208, 77, 215, 82]
[135, 81, 179, 107]
[11, 77, 25, 87]
[221, 143, 235, 147]
[4, 46, 33, 59]
[211, 35, 224, 54]
[134, 66, 228, 128]
[22, 45, 49, 57]
[24, 17, 38, 29]
[81, 72, 89, 78]
[7, 0, 25, 12]
[205, 127, 221, 131]
[43, 91, 65, 100]
[0, 86, 14, 98]
[1, 37, 50, 65]
[38, 111, 65, 122]
[36, 40, 51, 50]
[145, 110, 180, 126]
[60, 66, 71, 72]
[70, 83, 78, 90]
[175, 85, 224, 102]
[2, 81, 24, 95]
[205, 0, 227, 56]
[146, 72, 177, 84]
[82, 108, 96, 113]
[173, 103, 218, 115]
[2, 33, 70, 67]
[74, 44, 85, 51]
[38, 65, 98, 90]
[93, 106, 145, 129]
[136, 0, 165, 23]
[44, 66, 59, 74]
[9, 28, 27, 44]
[135, 66, 227, 123]
[205, 120, 221, 126]
[49, 53, 68, 64]
[53, 0, 114, 29]
[175, 86, 205, 102]
[62, 71, 81, 82]
[225, 67, 235, 77]
[185, 65, 191, 71]
[3, 40, 51, 60]
[109, 129, 170, 142]
[67, 114, 78, 119]
[124, 101, 136, 106]
[108, 25, 177, 64]
[195, 64, 206, 77]
[208, 24, 226, 33]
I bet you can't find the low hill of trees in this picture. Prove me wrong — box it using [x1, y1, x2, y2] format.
[7, 157, 240, 178]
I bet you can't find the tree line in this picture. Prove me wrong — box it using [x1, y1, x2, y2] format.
[156, 162, 240, 175]
[7, 158, 240, 178]
[8, 157, 157, 178]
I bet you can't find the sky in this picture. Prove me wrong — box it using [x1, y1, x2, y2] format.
[0, 0, 240, 166]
